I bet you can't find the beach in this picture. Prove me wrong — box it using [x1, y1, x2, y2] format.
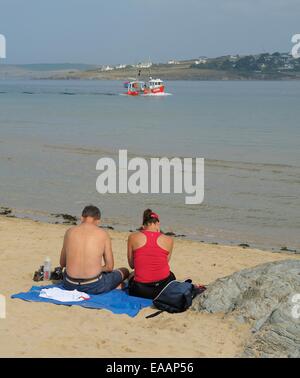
[1, 215, 299, 357]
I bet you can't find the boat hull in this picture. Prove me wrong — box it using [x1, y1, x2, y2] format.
[144, 86, 165, 94]
[126, 85, 165, 96]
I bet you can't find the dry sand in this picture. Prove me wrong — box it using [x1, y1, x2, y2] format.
[0, 216, 299, 357]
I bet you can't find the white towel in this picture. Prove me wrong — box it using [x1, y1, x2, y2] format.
[39, 287, 90, 302]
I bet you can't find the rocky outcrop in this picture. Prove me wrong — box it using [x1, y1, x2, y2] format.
[192, 260, 300, 357]
[51, 213, 77, 225]
[0, 207, 12, 215]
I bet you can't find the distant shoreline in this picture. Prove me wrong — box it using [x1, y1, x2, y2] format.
[1, 52, 300, 81]
[1, 205, 298, 255]
[19, 68, 300, 81]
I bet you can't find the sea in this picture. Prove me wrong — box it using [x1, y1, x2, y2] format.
[0, 79, 299, 251]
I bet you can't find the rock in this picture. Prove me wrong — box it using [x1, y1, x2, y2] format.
[52, 213, 78, 224]
[235, 314, 246, 324]
[239, 243, 250, 248]
[0, 207, 12, 216]
[101, 225, 114, 230]
[244, 298, 300, 358]
[191, 260, 300, 358]
[281, 246, 297, 253]
[162, 231, 186, 238]
[163, 232, 176, 236]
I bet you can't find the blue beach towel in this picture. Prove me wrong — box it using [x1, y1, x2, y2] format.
[11, 284, 152, 317]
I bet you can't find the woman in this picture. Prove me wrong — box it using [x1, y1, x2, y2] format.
[127, 209, 176, 299]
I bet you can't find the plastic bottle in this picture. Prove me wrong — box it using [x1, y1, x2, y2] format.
[43, 257, 51, 280]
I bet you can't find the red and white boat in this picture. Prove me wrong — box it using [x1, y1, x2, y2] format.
[124, 77, 165, 96]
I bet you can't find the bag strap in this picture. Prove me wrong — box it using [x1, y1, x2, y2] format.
[145, 310, 164, 319]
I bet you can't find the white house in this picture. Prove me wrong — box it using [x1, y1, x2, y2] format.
[101, 65, 114, 71]
[115, 64, 126, 70]
[136, 61, 153, 68]
[194, 58, 207, 65]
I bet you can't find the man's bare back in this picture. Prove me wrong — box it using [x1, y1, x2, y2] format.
[60, 223, 113, 279]
[60, 206, 129, 294]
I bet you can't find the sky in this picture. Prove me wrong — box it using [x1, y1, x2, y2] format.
[0, 0, 299, 64]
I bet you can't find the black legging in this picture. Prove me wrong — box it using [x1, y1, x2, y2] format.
[128, 272, 176, 299]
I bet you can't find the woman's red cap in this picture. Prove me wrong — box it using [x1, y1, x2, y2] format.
[150, 212, 159, 220]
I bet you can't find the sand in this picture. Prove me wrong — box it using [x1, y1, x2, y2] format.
[0, 215, 299, 357]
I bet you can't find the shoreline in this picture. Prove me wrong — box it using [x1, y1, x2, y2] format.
[2, 76, 300, 82]
[1, 215, 299, 357]
[0, 204, 298, 255]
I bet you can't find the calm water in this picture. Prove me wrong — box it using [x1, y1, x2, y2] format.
[0, 80, 299, 250]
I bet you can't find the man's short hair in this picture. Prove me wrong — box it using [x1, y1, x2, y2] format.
[82, 205, 101, 220]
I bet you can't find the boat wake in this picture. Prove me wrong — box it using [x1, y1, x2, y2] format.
[141, 92, 172, 97]
[119, 92, 172, 97]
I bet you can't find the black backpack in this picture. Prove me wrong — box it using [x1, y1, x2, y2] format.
[146, 280, 206, 318]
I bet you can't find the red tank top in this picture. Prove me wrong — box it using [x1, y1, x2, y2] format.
[133, 230, 170, 283]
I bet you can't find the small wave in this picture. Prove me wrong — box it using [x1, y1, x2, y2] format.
[51, 91, 117, 96]
[91, 92, 117, 96]
[1, 90, 129, 96]
[206, 159, 300, 171]
[59, 92, 117, 96]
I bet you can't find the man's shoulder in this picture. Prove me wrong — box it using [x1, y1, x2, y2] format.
[95, 226, 110, 238]
[65, 225, 77, 235]
[67, 225, 109, 238]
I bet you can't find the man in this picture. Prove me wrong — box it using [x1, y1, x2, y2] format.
[60, 205, 129, 294]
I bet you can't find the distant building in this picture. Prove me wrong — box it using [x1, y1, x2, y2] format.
[194, 58, 207, 65]
[101, 65, 114, 71]
[135, 61, 153, 68]
[115, 64, 126, 70]
[168, 60, 180, 65]
[280, 64, 294, 70]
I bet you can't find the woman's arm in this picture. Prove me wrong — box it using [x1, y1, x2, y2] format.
[167, 237, 174, 261]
